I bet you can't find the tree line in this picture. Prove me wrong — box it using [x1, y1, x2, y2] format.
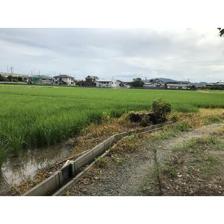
[0, 73, 146, 88]
[0, 74, 25, 82]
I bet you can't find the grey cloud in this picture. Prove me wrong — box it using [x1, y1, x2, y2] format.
[0, 28, 223, 82]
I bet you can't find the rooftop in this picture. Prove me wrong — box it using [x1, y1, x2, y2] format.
[54, 74, 74, 79]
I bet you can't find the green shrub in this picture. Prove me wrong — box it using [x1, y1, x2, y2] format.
[152, 99, 171, 123]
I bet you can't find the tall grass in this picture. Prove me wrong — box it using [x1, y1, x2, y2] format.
[0, 85, 224, 162]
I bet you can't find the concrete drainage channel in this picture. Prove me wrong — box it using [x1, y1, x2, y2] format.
[24, 121, 174, 196]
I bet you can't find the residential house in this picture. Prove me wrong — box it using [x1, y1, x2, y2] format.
[192, 82, 207, 88]
[143, 78, 169, 89]
[122, 81, 132, 88]
[206, 81, 224, 89]
[53, 75, 75, 85]
[143, 82, 163, 89]
[166, 82, 193, 90]
[96, 80, 113, 88]
[96, 80, 123, 88]
[143, 78, 194, 90]
[111, 80, 123, 88]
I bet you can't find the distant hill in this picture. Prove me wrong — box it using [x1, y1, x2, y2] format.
[148, 77, 178, 83]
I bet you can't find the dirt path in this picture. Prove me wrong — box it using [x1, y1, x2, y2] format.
[63, 122, 224, 196]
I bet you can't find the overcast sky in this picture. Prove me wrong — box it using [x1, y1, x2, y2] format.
[0, 28, 223, 82]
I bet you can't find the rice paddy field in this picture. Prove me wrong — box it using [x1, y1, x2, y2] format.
[0, 84, 224, 162]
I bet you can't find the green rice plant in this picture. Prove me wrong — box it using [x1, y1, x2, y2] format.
[0, 85, 224, 163]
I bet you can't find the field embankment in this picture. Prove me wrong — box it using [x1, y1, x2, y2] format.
[60, 109, 224, 196]
[1, 85, 224, 163]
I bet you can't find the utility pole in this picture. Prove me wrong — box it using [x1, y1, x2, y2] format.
[10, 66, 14, 74]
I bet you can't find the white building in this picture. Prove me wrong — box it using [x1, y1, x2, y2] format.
[122, 82, 131, 88]
[143, 82, 163, 89]
[53, 75, 75, 85]
[96, 80, 123, 88]
[166, 82, 192, 90]
[96, 80, 112, 87]
[111, 80, 122, 88]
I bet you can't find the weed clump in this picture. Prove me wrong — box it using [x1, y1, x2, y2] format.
[128, 99, 172, 126]
[95, 157, 108, 169]
[140, 115, 151, 127]
[205, 115, 222, 124]
[175, 122, 191, 132]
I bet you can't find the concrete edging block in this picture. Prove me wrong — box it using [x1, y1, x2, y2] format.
[24, 171, 61, 196]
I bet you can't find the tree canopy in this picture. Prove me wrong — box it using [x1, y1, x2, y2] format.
[131, 77, 144, 88]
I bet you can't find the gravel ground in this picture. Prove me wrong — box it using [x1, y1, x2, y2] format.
[63, 145, 156, 196]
